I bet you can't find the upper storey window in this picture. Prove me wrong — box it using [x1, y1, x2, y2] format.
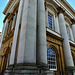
[48, 12, 55, 31]
[48, 15, 52, 29]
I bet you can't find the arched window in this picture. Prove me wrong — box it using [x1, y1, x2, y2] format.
[47, 47, 57, 71]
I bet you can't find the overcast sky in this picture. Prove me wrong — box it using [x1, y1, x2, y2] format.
[0, 0, 75, 31]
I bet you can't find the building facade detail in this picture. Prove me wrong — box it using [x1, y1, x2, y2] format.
[0, 0, 75, 75]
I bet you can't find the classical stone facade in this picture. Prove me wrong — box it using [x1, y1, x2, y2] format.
[0, 31, 1, 48]
[0, 0, 75, 75]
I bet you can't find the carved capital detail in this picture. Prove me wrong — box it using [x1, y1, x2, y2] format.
[71, 19, 75, 25]
[57, 7, 65, 14]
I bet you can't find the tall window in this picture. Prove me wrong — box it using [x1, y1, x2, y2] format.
[48, 14, 52, 29]
[66, 25, 71, 40]
[48, 47, 57, 70]
[48, 12, 55, 31]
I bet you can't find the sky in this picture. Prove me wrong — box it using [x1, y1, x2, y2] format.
[0, 0, 9, 32]
[0, 0, 75, 32]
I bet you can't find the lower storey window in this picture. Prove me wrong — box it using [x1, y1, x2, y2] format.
[48, 47, 57, 71]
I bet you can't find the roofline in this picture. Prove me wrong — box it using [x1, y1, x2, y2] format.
[3, 0, 75, 15]
[3, 0, 12, 14]
[63, 0, 75, 12]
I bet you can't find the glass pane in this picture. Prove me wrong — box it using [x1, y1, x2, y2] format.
[48, 15, 52, 29]
[47, 47, 57, 70]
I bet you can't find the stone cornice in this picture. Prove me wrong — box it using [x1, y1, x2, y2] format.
[53, 0, 75, 19]
[45, 1, 58, 12]
[63, 0, 75, 13]
[3, 0, 19, 15]
[3, 0, 13, 15]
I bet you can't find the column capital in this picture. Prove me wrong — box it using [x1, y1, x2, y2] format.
[71, 19, 75, 25]
[57, 7, 65, 14]
[44, 1, 47, 10]
[3, 13, 10, 23]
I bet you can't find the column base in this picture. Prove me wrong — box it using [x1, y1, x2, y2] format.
[66, 66, 75, 75]
[4, 63, 53, 75]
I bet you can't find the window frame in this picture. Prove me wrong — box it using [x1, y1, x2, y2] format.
[48, 12, 55, 31]
[47, 47, 57, 71]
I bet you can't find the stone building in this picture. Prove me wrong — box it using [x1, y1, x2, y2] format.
[0, 31, 1, 48]
[0, 0, 75, 75]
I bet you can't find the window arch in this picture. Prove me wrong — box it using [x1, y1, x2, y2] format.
[47, 47, 57, 71]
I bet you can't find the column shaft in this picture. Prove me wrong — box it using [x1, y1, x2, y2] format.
[10, 0, 24, 65]
[45, 9, 48, 27]
[55, 16, 60, 33]
[72, 24, 75, 41]
[0, 20, 8, 49]
[12, 12, 17, 30]
[69, 26, 74, 41]
[17, 0, 37, 63]
[3, 20, 8, 38]
[37, 0, 47, 65]
[59, 13, 74, 67]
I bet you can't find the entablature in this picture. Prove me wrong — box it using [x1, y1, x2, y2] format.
[46, 27, 63, 42]
[3, 0, 19, 15]
[45, 0, 75, 21]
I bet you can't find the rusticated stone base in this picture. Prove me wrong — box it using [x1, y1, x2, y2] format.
[4, 63, 54, 75]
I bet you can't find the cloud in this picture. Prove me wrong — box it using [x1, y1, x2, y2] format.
[7, 0, 9, 2]
[0, 29, 2, 32]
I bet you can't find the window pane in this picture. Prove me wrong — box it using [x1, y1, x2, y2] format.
[47, 47, 57, 70]
[48, 15, 52, 29]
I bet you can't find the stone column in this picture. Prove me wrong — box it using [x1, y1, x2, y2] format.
[37, 0, 47, 65]
[0, 20, 7, 49]
[45, 8, 48, 27]
[72, 20, 75, 41]
[52, 15, 55, 30]
[12, 11, 18, 30]
[68, 26, 74, 41]
[3, 20, 8, 38]
[58, 8, 74, 67]
[17, 0, 37, 64]
[10, 0, 24, 65]
[55, 14, 60, 33]
[73, 70, 75, 75]
[12, 14, 16, 30]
